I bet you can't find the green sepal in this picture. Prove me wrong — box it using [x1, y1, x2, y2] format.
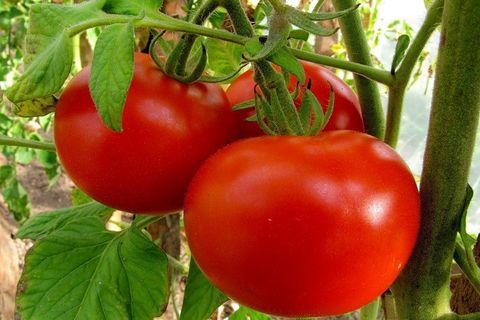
[179, 42, 208, 83]
[244, 12, 290, 61]
[289, 29, 310, 41]
[268, 47, 305, 84]
[305, 4, 360, 21]
[255, 93, 278, 136]
[390, 34, 411, 75]
[232, 98, 256, 111]
[285, 6, 338, 36]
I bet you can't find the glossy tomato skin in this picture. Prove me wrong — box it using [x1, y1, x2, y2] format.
[54, 53, 236, 214]
[226, 61, 365, 138]
[184, 131, 420, 317]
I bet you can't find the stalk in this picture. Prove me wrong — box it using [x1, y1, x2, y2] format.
[391, 0, 480, 318]
[384, 0, 444, 147]
[332, 0, 384, 139]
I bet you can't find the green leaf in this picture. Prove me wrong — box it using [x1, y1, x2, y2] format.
[16, 202, 113, 240]
[71, 188, 94, 206]
[180, 258, 228, 320]
[205, 38, 243, 76]
[390, 34, 411, 75]
[230, 306, 271, 320]
[89, 23, 135, 131]
[103, 0, 163, 19]
[18, 217, 170, 320]
[3, 178, 30, 221]
[5, 1, 108, 114]
[0, 164, 13, 186]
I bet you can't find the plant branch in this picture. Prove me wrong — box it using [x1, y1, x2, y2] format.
[67, 13, 248, 46]
[391, 0, 480, 318]
[453, 242, 480, 295]
[332, 0, 385, 139]
[291, 48, 393, 85]
[0, 134, 56, 151]
[384, 0, 444, 147]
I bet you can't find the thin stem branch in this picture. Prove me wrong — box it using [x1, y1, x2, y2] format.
[291, 48, 393, 85]
[384, 0, 444, 147]
[0, 134, 56, 151]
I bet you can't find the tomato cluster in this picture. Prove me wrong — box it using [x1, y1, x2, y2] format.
[54, 54, 420, 317]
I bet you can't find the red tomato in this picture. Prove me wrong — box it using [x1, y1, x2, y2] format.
[54, 53, 236, 214]
[226, 61, 365, 137]
[184, 131, 420, 317]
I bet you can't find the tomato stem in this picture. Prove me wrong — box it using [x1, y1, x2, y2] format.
[384, 0, 444, 147]
[391, 0, 480, 318]
[332, 0, 385, 139]
[0, 134, 56, 151]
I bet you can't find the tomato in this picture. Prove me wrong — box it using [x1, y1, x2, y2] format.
[54, 53, 236, 214]
[184, 131, 420, 317]
[226, 61, 365, 137]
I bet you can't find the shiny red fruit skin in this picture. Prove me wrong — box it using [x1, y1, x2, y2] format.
[54, 53, 236, 214]
[184, 131, 420, 317]
[226, 61, 365, 137]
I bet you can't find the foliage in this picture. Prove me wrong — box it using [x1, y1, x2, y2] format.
[1, 0, 479, 319]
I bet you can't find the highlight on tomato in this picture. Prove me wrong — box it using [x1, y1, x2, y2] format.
[54, 53, 236, 214]
[184, 131, 420, 317]
[226, 60, 365, 138]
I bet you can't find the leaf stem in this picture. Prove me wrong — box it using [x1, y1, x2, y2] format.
[384, 0, 444, 147]
[453, 241, 480, 295]
[0, 134, 56, 151]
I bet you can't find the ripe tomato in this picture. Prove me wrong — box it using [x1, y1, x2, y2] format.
[184, 131, 420, 317]
[226, 61, 365, 137]
[54, 53, 236, 214]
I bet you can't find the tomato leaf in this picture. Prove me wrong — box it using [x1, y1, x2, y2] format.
[17, 217, 169, 320]
[103, 0, 163, 19]
[390, 34, 411, 75]
[230, 306, 271, 320]
[89, 23, 135, 131]
[205, 38, 243, 76]
[180, 258, 228, 320]
[5, 0, 108, 115]
[16, 202, 113, 240]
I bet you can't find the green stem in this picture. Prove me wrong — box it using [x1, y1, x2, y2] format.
[384, 0, 444, 147]
[268, 0, 286, 12]
[453, 242, 480, 295]
[174, 0, 220, 76]
[0, 134, 56, 151]
[332, 0, 385, 139]
[67, 13, 247, 46]
[359, 297, 380, 320]
[291, 48, 393, 85]
[391, 0, 480, 318]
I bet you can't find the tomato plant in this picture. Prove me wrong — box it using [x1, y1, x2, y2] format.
[184, 131, 420, 317]
[226, 61, 365, 138]
[54, 53, 236, 214]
